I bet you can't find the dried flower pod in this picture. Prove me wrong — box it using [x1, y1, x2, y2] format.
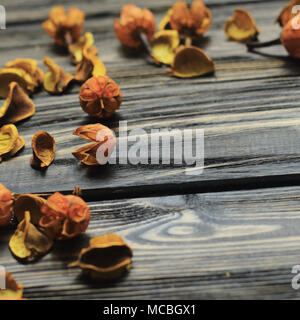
[224, 9, 260, 43]
[39, 192, 90, 240]
[0, 124, 25, 163]
[114, 4, 156, 48]
[42, 6, 85, 46]
[75, 47, 106, 82]
[277, 0, 300, 27]
[79, 75, 122, 118]
[0, 82, 35, 124]
[69, 32, 98, 64]
[150, 30, 180, 65]
[14, 194, 46, 226]
[0, 272, 23, 300]
[43, 57, 74, 94]
[168, 45, 215, 78]
[281, 15, 300, 58]
[0, 68, 36, 98]
[169, 0, 211, 38]
[69, 234, 133, 280]
[72, 123, 116, 166]
[9, 211, 53, 262]
[0, 183, 13, 227]
[5, 58, 44, 87]
[31, 131, 55, 169]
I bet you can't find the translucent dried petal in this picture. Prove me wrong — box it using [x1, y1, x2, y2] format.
[0, 82, 35, 124]
[0, 183, 13, 227]
[0, 68, 36, 98]
[43, 57, 74, 94]
[9, 211, 53, 262]
[150, 30, 180, 65]
[114, 4, 156, 48]
[281, 15, 300, 58]
[69, 32, 98, 64]
[0, 124, 24, 163]
[79, 75, 122, 118]
[277, 0, 300, 27]
[14, 194, 46, 226]
[42, 6, 85, 46]
[0, 272, 23, 300]
[168, 45, 215, 78]
[224, 9, 260, 42]
[31, 131, 55, 169]
[69, 234, 133, 280]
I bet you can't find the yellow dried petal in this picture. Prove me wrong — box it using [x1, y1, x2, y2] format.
[69, 32, 98, 64]
[7, 136, 25, 158]
[224, 9, 260, 42]
[150, 30, 180, 65]
[0, 273, 23, 300]
[159, 8, 173, 30]
[0, 124, 19, 157]
[31, 131, 55, 168]
[169, 45, 215, 78]
[0, 82, 35, 123]
[43, 57, 74, 94]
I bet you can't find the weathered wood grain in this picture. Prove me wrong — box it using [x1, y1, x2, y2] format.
[1, 186, 300, 299]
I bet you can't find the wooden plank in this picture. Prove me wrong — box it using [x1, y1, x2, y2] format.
[1, 186, 300, 299]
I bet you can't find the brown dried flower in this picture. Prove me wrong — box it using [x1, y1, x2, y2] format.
[277, 0, 300, 27]
[0, 272, 23, 300]
[39, 192, 90, 240]
[281, 15, 300, 58]
[114, 4, 156, 48]
[79, 75, 122, 118]
[72, 123, 116, 166]
[69, 234, 133, 280]
[42, 6, 85, 46]
[0, 82, 35, 124]
[31, 131, 55, 169]
[0, 183, 13, 227]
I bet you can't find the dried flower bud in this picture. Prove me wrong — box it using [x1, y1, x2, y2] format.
[114, 4, 156, 48]
[69, 32, 98, 64]
[79, 75, 122, 118]
[0, 183, 13, 227]
[0, 272, 23, 300]
[150, 30, 180, 65]
[39, 192, 90, 240]
[9, 211, 53, 262]
[170, 0, 211, 38]
[5, 58, 44, 87]
[43, 57, 74, 94]
[42, 6, 85, 46]
[31, 131, 55, 169]
[224, 9, 260, 43]
[281, 15, 300, 58]
[0, 124, 25, 163]
[277, 0, 300, 27]
[168, 45, 215, 78]
[69, 234, 133, 280]
[72, 123, 116, 166]
[0, 82, 35, 124]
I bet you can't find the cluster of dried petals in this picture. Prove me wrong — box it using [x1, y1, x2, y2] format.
[69, 234, 133, 280]
[281, 15, 300, 58]
[79, 75, 122, 118]
[114, 4, 156, 48]
[9, 211, 53, 262]
[168, 45, 215, 78]
[169, 0, 211, 38]
[42, 6, 85, 47]
[0, 183, 13, 227]
[0, 272, 23, 300]
[39, 192, 90, 240]
[69, 32, 98, 64]
[72, 123, 116, 166]
[0, 82, 35, 124]
[43, 57, 74, 94]
[277, 0, 300, 27]
[31, 131, 55, 169]
[0, 124, 25, 163]
[224, 9, 260, 43]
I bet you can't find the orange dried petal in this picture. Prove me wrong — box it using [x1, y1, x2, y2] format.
[0, 272, 23, 300]
[277, 0, 300, 27]
[0, 183, 13, 227]
[72, 142, 100, 166]
[281, 15, 300, 58]
[31, 131, 55, 168]
[73, 123, 110, 142]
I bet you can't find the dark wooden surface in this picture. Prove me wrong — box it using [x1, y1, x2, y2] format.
[1, 0, 300, 299]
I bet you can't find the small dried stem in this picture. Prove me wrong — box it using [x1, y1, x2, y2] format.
[247, 38, 281, 50]
[139, 32, 152, 55]
[64, 32, 73, 47]
[185, 36, 192, 46]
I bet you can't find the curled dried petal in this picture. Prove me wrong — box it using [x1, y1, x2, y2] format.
[0, 124, 24, 163]
[0, 183, 13, 227]
[43, 57, 74, 94]
[9, 211, 53, 262]
[277, 0, 300, 27]
[73, 123, 113, 142]
[281, 15, 300, 58]
[0, 272, 23, 300]
[69, 32, 98, 64]
[168, 45, 215, 78]
[72, 142, 101, 166]
[114, 4, 156, 48]
[69, 234, 133, 280]
[224, 9, 260, 42]
[0, 82, 35, 124]
[159, 8, 173, 31]
[150, 30, 180, 65]
[31, 131, 55, 169]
